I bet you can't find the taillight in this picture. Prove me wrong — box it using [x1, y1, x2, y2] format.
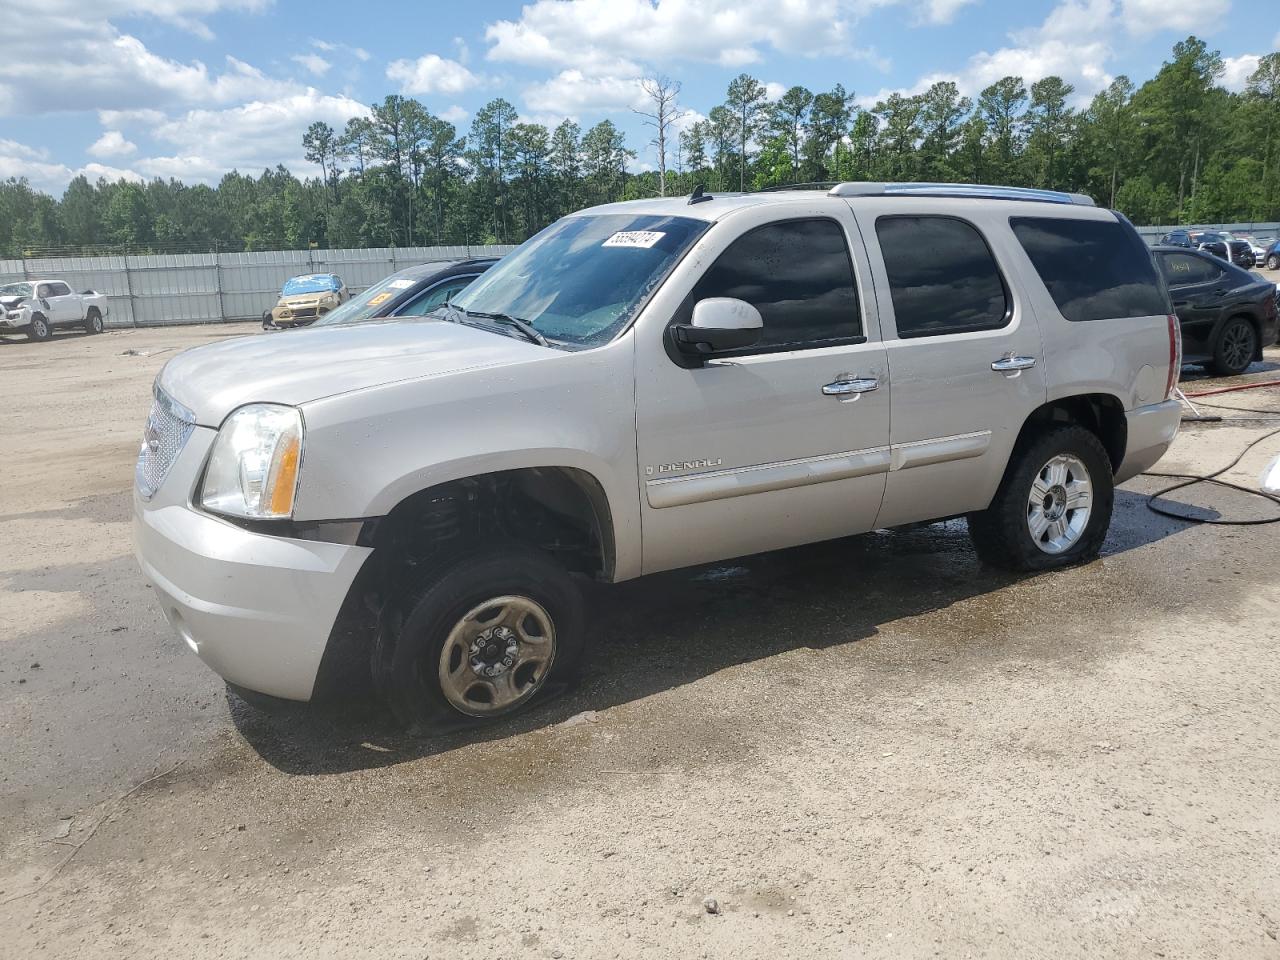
[1165, 313, 1182, 400]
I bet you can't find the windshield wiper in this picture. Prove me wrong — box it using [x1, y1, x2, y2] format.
[458, 309, 549, 347]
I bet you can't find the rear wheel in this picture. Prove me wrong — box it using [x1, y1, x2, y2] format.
[1268, 253, 1280, 270]
[26, 314, 51, 341]
[83, 308, 103, 335]
[967, 425, 1114, 572]
[1210, 316, 1256, 377]
[373, 542, 585, 730]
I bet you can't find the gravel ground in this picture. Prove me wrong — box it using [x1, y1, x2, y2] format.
[2, 322, 1280, 959]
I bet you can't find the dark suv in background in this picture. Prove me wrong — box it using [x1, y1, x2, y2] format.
[1159, 229, 1256, 269]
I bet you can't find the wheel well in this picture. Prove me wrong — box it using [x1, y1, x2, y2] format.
[86, 306, 100, 316]
[373, 467, 614, 584]
[1015, 394, 1126, 472]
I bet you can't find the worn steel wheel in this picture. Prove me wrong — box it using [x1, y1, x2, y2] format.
[1211, 317, 1256, 377]
[438, 595, 557, 716]
[374, 541, 585, 730]
[84, 308, 103, 335]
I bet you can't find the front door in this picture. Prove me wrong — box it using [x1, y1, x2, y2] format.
[634, 205, 890, 575]
[850, 203, 1048, 528]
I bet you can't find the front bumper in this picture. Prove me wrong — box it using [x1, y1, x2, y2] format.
[132, 427, 371, 701]
[1115, 398, 1181, 484]
[0, 311, 28, 330]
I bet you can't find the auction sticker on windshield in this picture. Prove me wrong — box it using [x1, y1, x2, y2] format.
[603, 231, 665, 249]
[388, 279, 415, 289]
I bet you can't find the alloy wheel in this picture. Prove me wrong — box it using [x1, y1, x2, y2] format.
[1027, 454, 1092, 554]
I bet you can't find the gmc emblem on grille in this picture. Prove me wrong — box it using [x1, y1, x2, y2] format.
[144, 417, 161, 453]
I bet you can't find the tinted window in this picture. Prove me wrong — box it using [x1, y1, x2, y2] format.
[398, 277, 476, 316]
[685, 218, 861, 349]
[876, 216, 1008, 338]
[1011, 216, 1168, 322]
[50, 282, 72, 296]
[1159, 253, 1219, 287]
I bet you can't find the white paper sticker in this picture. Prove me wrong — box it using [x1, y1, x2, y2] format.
[603, 231, 665, 249]
[388, 279, 415, 289]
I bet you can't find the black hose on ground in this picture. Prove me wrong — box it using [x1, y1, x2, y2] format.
[1143, 423, 1280, 525]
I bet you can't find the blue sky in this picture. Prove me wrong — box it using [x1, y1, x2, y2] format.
[1, 0, 1276, 195]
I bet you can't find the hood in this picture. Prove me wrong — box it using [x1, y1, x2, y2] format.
[159, 316, 548, 426]
[279, 291, 336, 307]
[0, 295, 26, 308]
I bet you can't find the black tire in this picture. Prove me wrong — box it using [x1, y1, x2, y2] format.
[83, 308, 103, 335]
[1209, 316, 1257, 377]
[967, 425, 1114, 572]
[373, 541, 585, 731]
[26, 313, 51, 341]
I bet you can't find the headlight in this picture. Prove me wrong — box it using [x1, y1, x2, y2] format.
[200, 404, 303, 519]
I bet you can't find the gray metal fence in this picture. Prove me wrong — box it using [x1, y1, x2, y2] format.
[0, 245, 517, 328]
[1135, 222, 1280, 246]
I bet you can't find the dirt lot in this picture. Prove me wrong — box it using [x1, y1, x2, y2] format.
[3, 322, 1280, 959]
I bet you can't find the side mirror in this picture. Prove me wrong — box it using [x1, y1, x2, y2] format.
[1262, 454, 1280, 496]
[671, 298, 763, 360]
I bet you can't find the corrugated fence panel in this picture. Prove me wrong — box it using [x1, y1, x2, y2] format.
[0, 245, 512, 327]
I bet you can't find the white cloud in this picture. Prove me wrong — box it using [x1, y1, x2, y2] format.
[918, 0, 978, 23]
[0, 15, 299, 116]
[291, 54, 331, 77]
[0, 138, 143, 193]
[485, 0, 858, 72]
[311, 38, 371, 62]
[439, 105, 470, 124]
[80, 162, 144, 183]
[1222, 54, 1260, 91]
[1120, 0, 1231, 34]
[764, 81, 787, 101]
[386, 54, 478, 96]
[88, 130, 137, 158]
[523, 70, 646, 115]
[118, 90, 369, 184]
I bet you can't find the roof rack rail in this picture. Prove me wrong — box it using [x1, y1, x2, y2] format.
[756, 181, 838, 193]
[827, 181, 1096, 207]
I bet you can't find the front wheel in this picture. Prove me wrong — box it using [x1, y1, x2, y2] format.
[1210, 316, 1257, 377]
[967, 425, 1114, 572]
[1268, 254, 1280, 270]
[26, 314, 51, 341]
[373, 542, 585, 730]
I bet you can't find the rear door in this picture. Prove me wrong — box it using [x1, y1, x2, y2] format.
[1158, 251, 1224, 351]
[850, 202, 1046, 528]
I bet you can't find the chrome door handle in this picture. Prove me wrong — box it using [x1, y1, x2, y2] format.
[991, 356, 1037, 373]
[822, 377, 879, 399]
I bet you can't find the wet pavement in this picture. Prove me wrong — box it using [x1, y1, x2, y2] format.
[2, 324, 1280, 958]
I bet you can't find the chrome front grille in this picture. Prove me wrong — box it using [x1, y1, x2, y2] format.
[136, 387, 196, 499]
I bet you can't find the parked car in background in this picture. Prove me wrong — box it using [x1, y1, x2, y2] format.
[1261, 239, 1280, 271]
[265, 274, 349, 328]
[1153, 246, 1279, 375]
[308, 258, 497, 327]
[1160, 229, 1197, 248]
[0, 280, 109, 342]
[135, 182, 1185, 729]
[1238, 235, 1273, 264]
[1158, 230, 1256, 268]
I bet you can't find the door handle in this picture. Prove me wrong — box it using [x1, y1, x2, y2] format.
[991, 356, 1037, 373]
[822, 376, 879, 400]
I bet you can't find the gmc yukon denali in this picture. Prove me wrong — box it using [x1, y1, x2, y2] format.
[133, 182, 1183, 730]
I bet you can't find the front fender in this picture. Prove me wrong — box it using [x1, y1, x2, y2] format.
[293, 337, 642, 580]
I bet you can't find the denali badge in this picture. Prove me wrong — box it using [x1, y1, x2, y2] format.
[645, 457, 723, 476]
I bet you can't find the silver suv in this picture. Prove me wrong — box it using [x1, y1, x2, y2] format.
[133, 182, 1183, 729]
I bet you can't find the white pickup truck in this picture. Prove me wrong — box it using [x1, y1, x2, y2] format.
[0, 279, 109, 341]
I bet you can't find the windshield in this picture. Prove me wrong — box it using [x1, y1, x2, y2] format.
[282, 274, 339, 296]
[0, 282, 33, 299]
[450, 213, 708, 348]
[312, 273, 416, 326]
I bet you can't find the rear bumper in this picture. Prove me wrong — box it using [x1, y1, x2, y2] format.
[133, 490, 371, 702]
[1115, 398, 1181, 484]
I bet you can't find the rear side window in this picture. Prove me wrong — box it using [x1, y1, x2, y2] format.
[875, 216, 1009, 338]
[1011, 217, 1168, 322]
[1159, 253, 1220, 287]
[685, 218, 861, 350]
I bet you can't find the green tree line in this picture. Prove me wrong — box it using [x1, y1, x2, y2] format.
[1, 36, 1278, 258]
